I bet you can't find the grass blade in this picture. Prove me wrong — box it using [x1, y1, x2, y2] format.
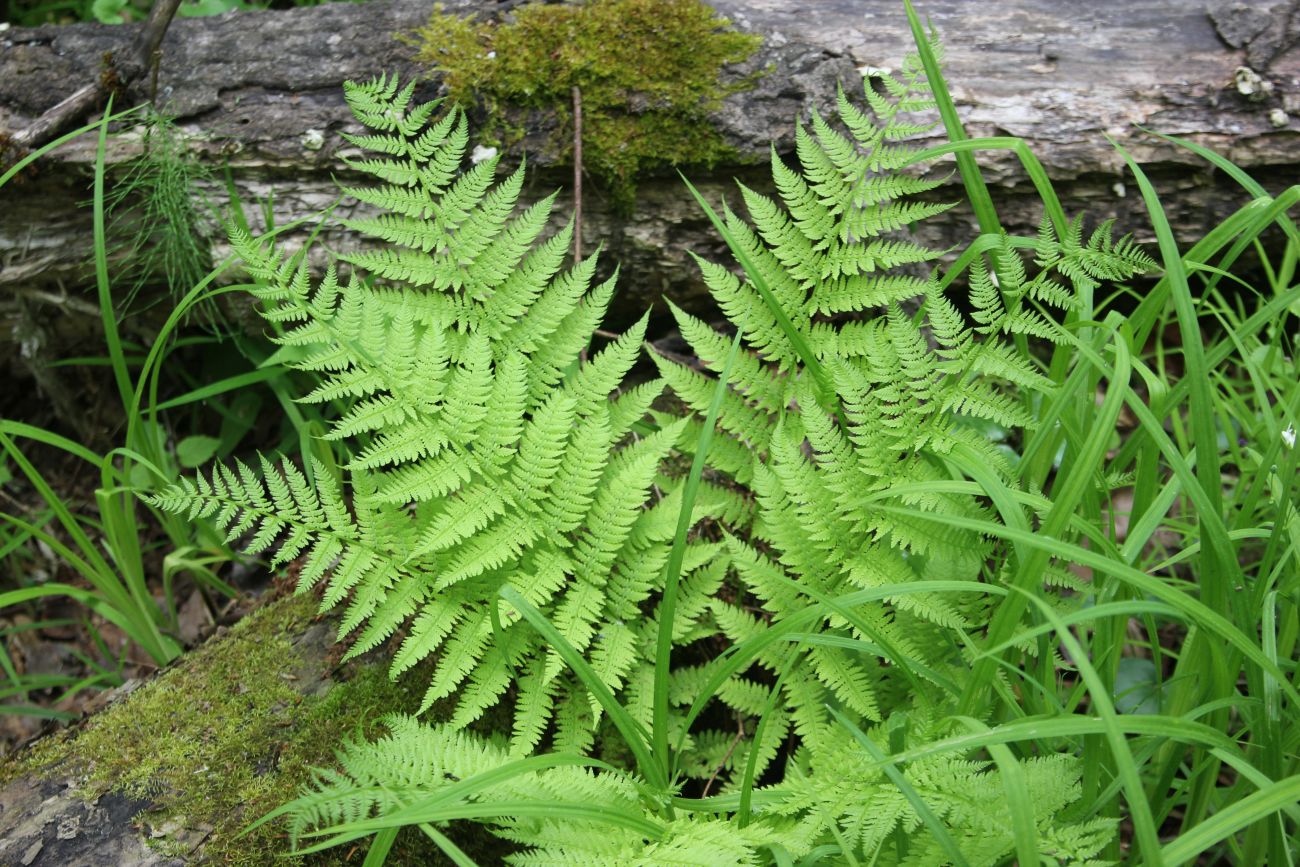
[678, 173, 833, 406]
[654, 331, 742, 781]
[829, 706, 972, 867]
[1160, 776, 1300, 866]
[499, 585, 664, 791]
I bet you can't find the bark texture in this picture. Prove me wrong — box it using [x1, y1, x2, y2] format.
[1, 0, 1297, 357]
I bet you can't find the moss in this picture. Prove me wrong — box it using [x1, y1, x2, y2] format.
[4, 592, 507, 865]
[412, 0, 763, 209]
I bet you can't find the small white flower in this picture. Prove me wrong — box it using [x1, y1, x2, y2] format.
[1283, 424, 1296, 449]
[471, 144, 498, 165]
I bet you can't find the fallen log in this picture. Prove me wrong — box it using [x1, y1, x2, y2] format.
[0, 590, 504, 866]
[1, 0, 1296, 373]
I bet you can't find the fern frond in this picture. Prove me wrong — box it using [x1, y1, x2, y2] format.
[152, 75, 720, 752]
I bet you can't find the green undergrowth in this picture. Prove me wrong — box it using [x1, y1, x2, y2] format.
[2, 591, 505, 865]
[412, 0, 762, 208]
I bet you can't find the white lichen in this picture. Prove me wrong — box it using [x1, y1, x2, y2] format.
[1235, 66, 1274, 101]
[301, 129, 326, 152]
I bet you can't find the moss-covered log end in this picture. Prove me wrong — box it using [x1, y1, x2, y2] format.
[0, 591, 507, 865]
[412, 0, 764, 209]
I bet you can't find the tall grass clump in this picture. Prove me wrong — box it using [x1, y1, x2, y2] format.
[1, 103, 335, 713]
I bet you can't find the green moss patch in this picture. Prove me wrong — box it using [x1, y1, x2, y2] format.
[5, 592, 496, 865]
[413, 0, 763, 208]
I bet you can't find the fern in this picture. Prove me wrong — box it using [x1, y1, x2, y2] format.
[654, 35, 1156, 770]
[277, 715, 806, 866]
[772, 712, 1116, 866]
[152, 35, 1164, 862]
[656, 39, 988, 759]
[151, 75, 721, 756]
[276, 710, 1110, 867]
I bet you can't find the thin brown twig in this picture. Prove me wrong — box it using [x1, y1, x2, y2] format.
[0, 486, 39, 517]
[149, 49, 164, 106]
[574, 84, 588, 364]
[572, 84, 583, 263]
[9, 0, 183, 153]
[701, 714, 747, 798]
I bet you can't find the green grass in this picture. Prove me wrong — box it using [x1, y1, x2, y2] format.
[0, 102, 337, 715]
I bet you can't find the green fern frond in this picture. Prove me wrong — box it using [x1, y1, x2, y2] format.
[652, 32, 1142, 762]
[276, 715, 802, 865]
[152, 75, 719, 752]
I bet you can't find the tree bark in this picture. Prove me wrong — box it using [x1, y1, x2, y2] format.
[7, 0, 184, 153]
[0, 0, 1297, 377]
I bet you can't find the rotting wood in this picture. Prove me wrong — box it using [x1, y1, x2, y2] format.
[0, 0, 1296, 360]
[7, 0, 184, 154]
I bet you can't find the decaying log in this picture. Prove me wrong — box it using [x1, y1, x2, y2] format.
[8, 0, 184, 153]
[0, 0, 1297, 372]
[0, 590, 499, 866]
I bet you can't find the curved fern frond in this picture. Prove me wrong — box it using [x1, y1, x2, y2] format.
[655, 34, 1153, 771]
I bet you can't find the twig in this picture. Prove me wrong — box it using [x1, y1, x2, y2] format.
[9, 0, 183, 153]
[0, 485, 40, 517]
[149, 49, 163, 107]
[572, 84, 583, 263]
[701, 715, 747, 798]
[11, 286, 103, 317]
[573, 84, 588, 364]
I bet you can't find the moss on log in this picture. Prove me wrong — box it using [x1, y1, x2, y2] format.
[0, 591, 505, 866]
